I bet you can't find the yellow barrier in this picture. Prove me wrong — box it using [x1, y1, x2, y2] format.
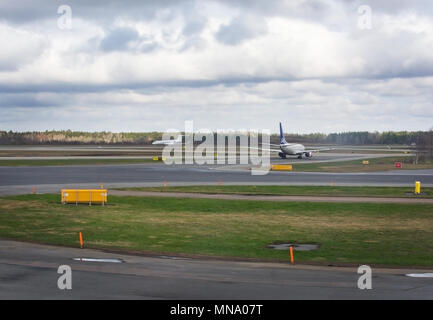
[271, 164, 293, 171]
[362, 160, 369, 165]
[153, 156, 166, 161]
[415, 181, 421, 195]
[61, 189, 107, 205]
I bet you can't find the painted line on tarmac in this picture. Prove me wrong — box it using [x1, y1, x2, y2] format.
[72, 258, 123, 263]
[406, 273, 433, 278]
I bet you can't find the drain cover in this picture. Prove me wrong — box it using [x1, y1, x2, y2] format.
[73, 258, 123, 263]
[267, 243, 319, 251]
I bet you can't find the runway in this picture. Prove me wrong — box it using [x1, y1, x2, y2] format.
[1, 163, 433, 195]
[1, 240, 432, 299]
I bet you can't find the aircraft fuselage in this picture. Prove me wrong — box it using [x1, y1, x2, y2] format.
[280, 143, 305, 155]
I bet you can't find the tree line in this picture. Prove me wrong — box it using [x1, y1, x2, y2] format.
[0, 129, 429, 146]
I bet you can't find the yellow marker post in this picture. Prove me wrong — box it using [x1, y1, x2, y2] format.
[362, 160, 369, 165]
[415, 181, 421, 195]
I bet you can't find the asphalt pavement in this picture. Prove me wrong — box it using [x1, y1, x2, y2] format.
[0, 163, 432, 195]
[1, 240, 432, 299]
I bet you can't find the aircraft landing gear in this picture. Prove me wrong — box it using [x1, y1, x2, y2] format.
[297, 155, 303, 159]
[278, 152, 286, 159]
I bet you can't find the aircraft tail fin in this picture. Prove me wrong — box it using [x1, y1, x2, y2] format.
[279, 122, 287, 144]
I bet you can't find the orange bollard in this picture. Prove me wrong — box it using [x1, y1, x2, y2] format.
[289, 245, 294, 264]
[79, 232, 83, 249]
[218, 179, 222, 186]
[163, 180, 167, 187]
[32, 186, 36, 194]
[330, 180, 334, 187]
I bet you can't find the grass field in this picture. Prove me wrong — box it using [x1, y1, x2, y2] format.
[0, 194, 432, 267]
[117, 185, 433, 198]
[292, 156, 433, 172]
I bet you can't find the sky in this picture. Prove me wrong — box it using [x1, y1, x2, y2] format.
[0, 0, 433, 134]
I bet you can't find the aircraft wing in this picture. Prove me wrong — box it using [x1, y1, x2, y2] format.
[304, 147, 335, 153]
[239, 145, 281, 153]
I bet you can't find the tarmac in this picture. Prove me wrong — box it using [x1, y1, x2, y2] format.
[1, 163, 433, 195]
[1, 240, 432, 299]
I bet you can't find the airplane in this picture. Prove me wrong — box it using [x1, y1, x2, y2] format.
[268, 123, 331, 159]
[152, 135, 183, 145]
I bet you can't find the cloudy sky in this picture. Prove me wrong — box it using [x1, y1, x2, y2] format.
[1, 0, 433, 133]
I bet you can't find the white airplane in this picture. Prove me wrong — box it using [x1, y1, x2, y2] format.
[152, 135, 183, 145]
[268, 123, 331, 159]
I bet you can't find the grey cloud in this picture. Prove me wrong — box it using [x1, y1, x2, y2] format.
[98, 27, 160, 53]
[340, 0, 433, 15]
[0, 0, 194, 24]
[180, 10, 208, 50]
[99, 27, 140, 51]
[1, 75, 433, 132]
[1, 78, 433, 132]
[139, 41, 159, 53]
[218, 0, 433, 17]
[0, 93, 52, 108]
[0, 77, 289, 94]
[183, 13, 207, 35]
[1, 1, 432, 27]
[215, 15, 267, 45]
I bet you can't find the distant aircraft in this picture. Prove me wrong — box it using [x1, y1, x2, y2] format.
[152, 135, 183, 145]
[268, 123, 332, 159]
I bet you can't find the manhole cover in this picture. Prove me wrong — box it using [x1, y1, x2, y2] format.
[266, 243, 320, 251]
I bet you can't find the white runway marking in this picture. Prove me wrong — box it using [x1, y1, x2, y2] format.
[406, 273, 433, 278]
[73, 258, 123, 263]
